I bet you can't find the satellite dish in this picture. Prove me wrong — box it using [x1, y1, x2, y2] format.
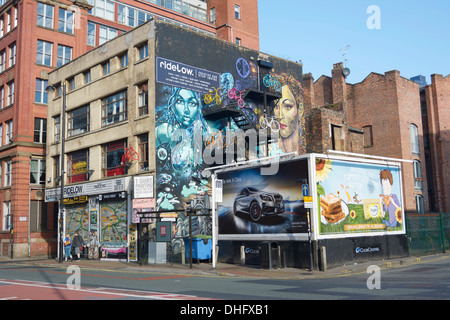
[343, 67, 351, 78]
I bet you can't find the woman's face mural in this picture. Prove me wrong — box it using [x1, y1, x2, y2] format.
[275, 85, 298, 139]
[173, 89, 199, 128]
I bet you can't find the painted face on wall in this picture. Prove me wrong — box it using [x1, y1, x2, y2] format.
[274, 85, 298, 138]
[173, 89, 199, 128]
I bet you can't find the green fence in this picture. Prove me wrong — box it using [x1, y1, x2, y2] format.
[406, 212, 450, 256]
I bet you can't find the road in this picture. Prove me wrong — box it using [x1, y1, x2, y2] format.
[0, 255, 449, 304]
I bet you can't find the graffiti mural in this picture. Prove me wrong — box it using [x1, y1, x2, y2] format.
[100, 199, 127, 245]
[154, 23, 305, 239]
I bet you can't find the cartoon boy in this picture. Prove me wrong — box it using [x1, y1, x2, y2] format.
[379, 170, 401, 228]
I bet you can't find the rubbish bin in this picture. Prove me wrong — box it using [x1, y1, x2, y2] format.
[259, 241, 279, 269]
[184, 236, 212, 260]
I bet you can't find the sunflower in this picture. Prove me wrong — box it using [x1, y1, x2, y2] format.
[395, 207, 402, 224]
[316, 159, 333, 182]
[350, 210, 356, 219]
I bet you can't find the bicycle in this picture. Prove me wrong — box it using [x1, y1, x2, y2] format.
[204, 130, 227, 150]
[204, 87, 222, 106]
[121, 145, 139, 166]
[227, 88, 246, 108]
[259, 114, 280, 132]
[263, 74, 282, 92]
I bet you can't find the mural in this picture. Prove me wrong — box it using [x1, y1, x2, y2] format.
[155, 56, 305, 213]
[316, 158, 405, 236]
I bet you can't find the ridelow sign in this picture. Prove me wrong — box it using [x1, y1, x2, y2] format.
[156, 57, 220, 94]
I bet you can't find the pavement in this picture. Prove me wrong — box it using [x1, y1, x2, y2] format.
[1, 252, 449, 279]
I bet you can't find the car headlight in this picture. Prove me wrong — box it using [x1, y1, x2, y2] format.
[260, 194, 273, 201]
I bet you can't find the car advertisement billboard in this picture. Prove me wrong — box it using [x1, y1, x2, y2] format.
[217, 159, 309, 236]
[315, 157, 405, 237]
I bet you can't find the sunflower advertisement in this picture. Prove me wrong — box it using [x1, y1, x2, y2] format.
[315, 158, 404, 236]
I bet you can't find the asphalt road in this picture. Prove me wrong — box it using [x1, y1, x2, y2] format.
[1, 255, 449, 303]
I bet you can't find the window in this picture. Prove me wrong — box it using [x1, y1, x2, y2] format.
[413, 160, 423, 191]
[5, 120, 12, 144]
[118, 5, 150, 27]
[34, 118, 47, 143]
[68, 77, 75, 91]
[8, 43, 16, 67]
[4, 160, 11, 186]
[235, 5, 240, 19]
[87, 22, 96, 46]
[331, 125, 344, 151]
[99, 25, 117, 45]
[235, 38, 241, 46]
[54, 115, 60, 142]
[2, 202, 10, 231]
[37, 2, 54, 28]
[0, 86, 4, 109]
[68, 149, 89, 183]
[36, 40, 52, 66]
[83, 70, 91, 84]
[13, 6, 17, 28]
[30, 200, 48, 232]
[6, 11, 10, 33]
[6, 81, 14, 106]
[137, 43, 148, 60]
[415, 195, 424, 215]
[137, 83, 148, 116]
[120, 52, 128, 68]
[410, 124, 420, 154]
[0, 124, 2, 146]
[138, 134, 149, 171]
[210, 7, 216, 23]
[68, 105, 90, 137]
[102, 140, 126, 177]
[363, 125, 373, 147]
[0, 50, 5, 71]
[30, 159, 46, 184]
[35, 78, 48, 104]
[58, 8, 73, 34]
[91, 0, 115, 21]
[0, 19, 3, 37]
[102, 60, 110, 75]
[53, 155, 60, 185]
[101, 90, 127, 126]
[57, 44, 72, 67]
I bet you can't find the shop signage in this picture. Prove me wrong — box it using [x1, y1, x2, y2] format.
[133, 176, 154, 199]
[132, 198, 155, 209]
[355, 246, 381, 254]
[63, 196, 88, 205]
[156, 57, 220, 94]
[45, 177, 126, 202]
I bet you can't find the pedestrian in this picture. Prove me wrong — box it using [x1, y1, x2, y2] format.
[64, 233, 72, 262]
[72, 231, 85, 261]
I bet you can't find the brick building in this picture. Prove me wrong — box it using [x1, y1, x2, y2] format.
[304, 62, 437, 214]
[0, 0, 259, 258]
[419, 74, 450, 212]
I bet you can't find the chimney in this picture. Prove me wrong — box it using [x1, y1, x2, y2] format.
[302, 73, 315, 110]
[331, 62, 347, 111]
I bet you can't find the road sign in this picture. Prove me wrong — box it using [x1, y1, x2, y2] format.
[304, 196, 313, 208]
[302, 184, 309, 197]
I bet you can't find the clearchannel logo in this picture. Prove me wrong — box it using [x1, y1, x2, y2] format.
[355, 246, 380, 254]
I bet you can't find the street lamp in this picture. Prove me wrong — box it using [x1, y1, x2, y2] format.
[46, 82, 66, 263]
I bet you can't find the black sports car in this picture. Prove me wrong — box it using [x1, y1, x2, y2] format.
[233, 187, 284, 221]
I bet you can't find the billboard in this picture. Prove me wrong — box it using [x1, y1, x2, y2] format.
[218, 159, 309, 236]
[315, 157, 405, 237]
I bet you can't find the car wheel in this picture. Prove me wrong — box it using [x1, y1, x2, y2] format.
[249, 201, 261, 221]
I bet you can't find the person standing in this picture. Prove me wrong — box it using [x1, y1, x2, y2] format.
[64, 233, 72, 262]
[72, 231, 85, 261]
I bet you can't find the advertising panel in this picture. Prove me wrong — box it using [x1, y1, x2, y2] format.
[218, 159, 309, 236]
[315, 157, 405, 237]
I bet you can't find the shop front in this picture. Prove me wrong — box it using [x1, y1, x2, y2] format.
[45, 177, 131, 261]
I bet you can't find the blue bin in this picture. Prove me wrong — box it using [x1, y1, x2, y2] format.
[184, 238, 212, 260]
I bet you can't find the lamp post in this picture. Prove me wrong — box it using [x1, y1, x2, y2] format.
[46, 82, 66, 263]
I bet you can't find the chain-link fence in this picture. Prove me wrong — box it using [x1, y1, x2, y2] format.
[406, 212, 449, 256]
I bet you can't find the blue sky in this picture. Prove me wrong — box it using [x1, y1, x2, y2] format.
[258, 0, 450, 84]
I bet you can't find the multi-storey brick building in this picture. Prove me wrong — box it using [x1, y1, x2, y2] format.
[0, 0, 259, 258]
[304, 62, 446, 214]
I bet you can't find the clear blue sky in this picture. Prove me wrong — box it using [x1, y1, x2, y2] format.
[258, 0, 450, 84]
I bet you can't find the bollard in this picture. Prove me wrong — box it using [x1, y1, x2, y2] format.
[181, 243, 186, 265]
[240, 245, 245, 265]
[320, 246, 327, 272]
